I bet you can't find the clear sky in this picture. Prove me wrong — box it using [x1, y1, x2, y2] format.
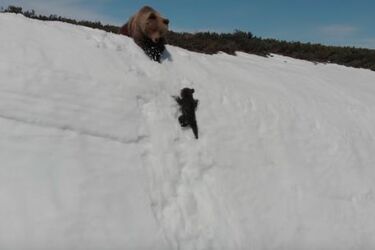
[1, 0, 374, 49]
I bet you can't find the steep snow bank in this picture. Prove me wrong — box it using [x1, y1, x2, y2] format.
[1, 13, 375, 250]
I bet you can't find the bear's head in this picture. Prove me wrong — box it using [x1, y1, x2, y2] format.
[140, 6, 169, 44]
[181, 88, 195, 99]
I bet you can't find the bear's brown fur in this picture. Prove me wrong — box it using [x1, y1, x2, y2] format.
[119, 6, 169, 61]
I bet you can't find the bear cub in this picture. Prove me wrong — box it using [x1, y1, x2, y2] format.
[174, 88, 199, 139]
[119, 6, 169, 62]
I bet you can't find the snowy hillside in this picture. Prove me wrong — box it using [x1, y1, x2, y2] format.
[1, 13, 375, 250]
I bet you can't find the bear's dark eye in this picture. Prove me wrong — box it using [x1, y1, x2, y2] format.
[163, 19, 169, 25]
[148, 13, 157, 20]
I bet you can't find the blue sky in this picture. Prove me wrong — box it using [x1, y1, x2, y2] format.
[1, 0, 374, 49]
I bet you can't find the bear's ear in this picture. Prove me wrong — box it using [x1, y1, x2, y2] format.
[148, 13, 157, 20]
[163, 19, 169, 25]
[191, 89, 195, 93]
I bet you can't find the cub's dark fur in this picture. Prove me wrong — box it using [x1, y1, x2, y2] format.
[174, 88, 199, 139]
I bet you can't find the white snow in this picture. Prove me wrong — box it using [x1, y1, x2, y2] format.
[1, 13, 375, 250]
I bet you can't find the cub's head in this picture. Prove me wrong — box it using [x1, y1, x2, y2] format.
[181, 88, 195, 99]
[141, 6, 169, 43]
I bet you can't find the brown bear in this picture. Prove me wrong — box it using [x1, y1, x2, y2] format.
[119, 6, 169, 62]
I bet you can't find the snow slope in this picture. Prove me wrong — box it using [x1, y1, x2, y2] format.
[1, 13, 375, 250]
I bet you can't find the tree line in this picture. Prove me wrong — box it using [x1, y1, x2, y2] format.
[2, 5, 375, 71]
